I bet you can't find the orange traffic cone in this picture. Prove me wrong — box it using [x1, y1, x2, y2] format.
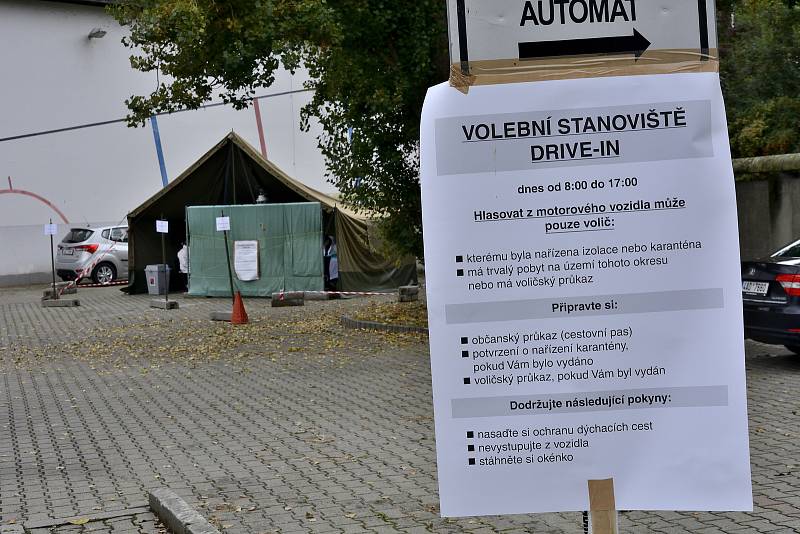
[231, 291, 249, 325]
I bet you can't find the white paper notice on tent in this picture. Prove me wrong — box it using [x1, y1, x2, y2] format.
[420, 73, 752, 516]
[216, 216, 230, 232]
[156, 220, 169, 234]
[43, 223, 58, 236]
[234, 240, 259, 281]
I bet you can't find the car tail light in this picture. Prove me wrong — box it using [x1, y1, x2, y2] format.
[74, 244, 99, 254]
[776, 274, 800, 296]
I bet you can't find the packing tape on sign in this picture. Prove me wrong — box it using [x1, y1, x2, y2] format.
[448, 49, 719, 93]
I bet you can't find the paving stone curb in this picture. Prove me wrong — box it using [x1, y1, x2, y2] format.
[341, 315, 429, 334]
[149, 489, 220, 534]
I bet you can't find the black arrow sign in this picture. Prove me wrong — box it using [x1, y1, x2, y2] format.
[518, 29, 651, 60]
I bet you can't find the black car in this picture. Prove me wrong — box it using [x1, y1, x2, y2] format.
[742, 239, 800, 354]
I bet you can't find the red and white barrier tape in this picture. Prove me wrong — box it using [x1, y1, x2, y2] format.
[57, 242, 124, 296]
[279, 290, 397, 298]
[77, 280, 128, 289]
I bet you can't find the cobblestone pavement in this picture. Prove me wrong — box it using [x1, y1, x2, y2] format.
[1, 285, 799, 533]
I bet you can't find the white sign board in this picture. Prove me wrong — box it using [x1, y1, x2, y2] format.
[156, 220, 169, 234]
[447, 0, 717, 65]
[43, 223, 58, 236]
[420, 73, 751, 516]
[216, 216, 231, 232]
[234, 240, 260, 281]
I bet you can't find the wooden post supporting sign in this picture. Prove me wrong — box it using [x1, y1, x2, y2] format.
[588, 479, 618, 534]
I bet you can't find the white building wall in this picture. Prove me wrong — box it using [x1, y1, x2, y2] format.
[0, 0, 332, 285]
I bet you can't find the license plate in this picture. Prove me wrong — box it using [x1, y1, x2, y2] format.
[63, 248, 74, 256]
[742, 281, 769, 295]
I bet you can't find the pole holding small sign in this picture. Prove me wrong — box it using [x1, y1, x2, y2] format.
[218, 213, 236, 301]
[150, 217, 179, 310]
[46, 219, 58, 300]
[215, 210, 248, 325]
[41, 219, 80, 308]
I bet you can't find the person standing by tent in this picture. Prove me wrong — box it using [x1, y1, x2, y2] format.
[324, 235, 338, 291]
[177, 241, 190, 291]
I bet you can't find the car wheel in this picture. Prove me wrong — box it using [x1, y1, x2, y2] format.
[784, 345, 800, 355]
[92, 263, 117, 285]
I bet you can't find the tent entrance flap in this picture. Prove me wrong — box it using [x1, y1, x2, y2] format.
[186, 203, 323, 297]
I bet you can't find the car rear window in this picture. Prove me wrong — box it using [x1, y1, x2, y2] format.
[62, 229, 94, 244]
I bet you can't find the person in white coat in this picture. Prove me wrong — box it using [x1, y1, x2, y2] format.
[323, 236, 338, 290]
[177, 242, 190, 291]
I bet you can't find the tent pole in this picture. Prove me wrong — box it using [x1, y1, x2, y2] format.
[223, 142, 231, 204]
[232, 143, 237, 204]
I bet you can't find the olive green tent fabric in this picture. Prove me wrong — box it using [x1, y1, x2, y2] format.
[125, 132, 417, 295]
[335, 211, 417, 291]
[186, 203, 323, 297]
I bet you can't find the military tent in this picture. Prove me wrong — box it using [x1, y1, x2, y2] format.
[125, 132, 417, 294]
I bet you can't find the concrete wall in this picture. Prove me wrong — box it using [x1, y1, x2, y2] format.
[736, 173, 800, 260]
[0, 0, 332, 286]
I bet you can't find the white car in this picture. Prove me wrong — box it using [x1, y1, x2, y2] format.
[55, 226, 128, 284]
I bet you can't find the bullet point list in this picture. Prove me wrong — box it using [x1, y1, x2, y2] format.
[456, 255, 464, 263]
[456, 269, 464, 277]
[462, 350, 469, 358]
[461, 337, 468, 344]
[467, 431, 474, 438]
[463, 377, 471, 384]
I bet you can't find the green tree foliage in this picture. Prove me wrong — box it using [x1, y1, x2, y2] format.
[719, 0, 800, 156]
[300, 3, 449, 260]
[110, 0, 448, 259]
[110, 1, 338, 118]
[111, 0, 800, 258]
